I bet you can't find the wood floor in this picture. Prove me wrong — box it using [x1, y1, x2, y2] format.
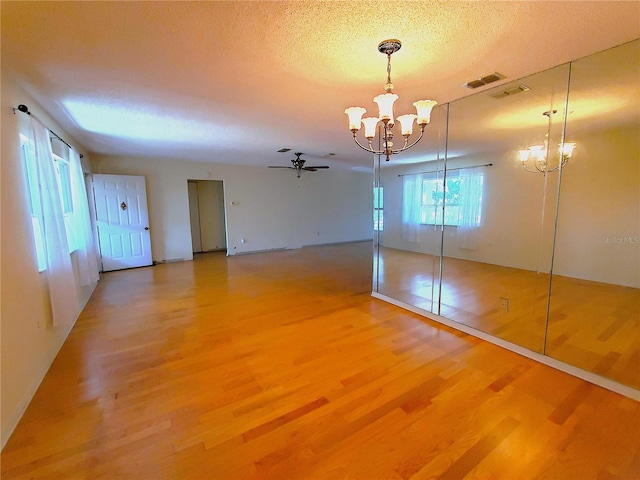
[2, 242, 639, 479]
[376, 247, 640, 389]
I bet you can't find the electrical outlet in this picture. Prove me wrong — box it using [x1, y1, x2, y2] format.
[499, 297, 510, 312]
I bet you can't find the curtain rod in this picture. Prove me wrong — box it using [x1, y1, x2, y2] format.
[13, 104, 84, 158]
[397, 162, 493, 177]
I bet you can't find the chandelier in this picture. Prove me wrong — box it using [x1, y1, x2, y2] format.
[344, 39, 437, 161]
[518, 110, 576, 173]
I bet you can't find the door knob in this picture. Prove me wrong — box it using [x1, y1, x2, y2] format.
[144, 227, 149, 230]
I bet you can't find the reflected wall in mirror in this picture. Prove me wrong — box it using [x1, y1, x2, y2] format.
[373, 39, 639, 392]
[441, 63, 571, 353]
[546, 40, 640, 388]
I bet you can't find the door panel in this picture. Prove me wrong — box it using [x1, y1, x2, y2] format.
[93, 174, 152, 271]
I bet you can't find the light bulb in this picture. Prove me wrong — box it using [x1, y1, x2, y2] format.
[413, 100, 437, 125]
[344, 107, 366, 131]
[362, 117, 380, 139]
[517, 150, 530, 163]
[529, 145, 546, 162]
[560, 142, 576, 158]
[396, 114, 417, 136]
[373, 93, 398, 123]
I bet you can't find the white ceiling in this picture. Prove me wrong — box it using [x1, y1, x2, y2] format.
[2, 1, 639, 171]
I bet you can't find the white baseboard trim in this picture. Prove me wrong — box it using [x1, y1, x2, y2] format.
[228, 239, 374, 256]
[301, 239, 373, 248]
[372, 292, 640, 401]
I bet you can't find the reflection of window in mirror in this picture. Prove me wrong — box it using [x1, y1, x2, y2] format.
[413, 171, 484, 227]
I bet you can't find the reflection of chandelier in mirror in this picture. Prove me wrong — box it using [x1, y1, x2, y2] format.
[344, 39, 437, 162]
[518, 110, 576, 173]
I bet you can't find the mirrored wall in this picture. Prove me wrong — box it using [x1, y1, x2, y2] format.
[373, 40, 639, 392]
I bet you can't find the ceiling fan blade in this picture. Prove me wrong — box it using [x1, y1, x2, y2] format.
[305, 166, 329, 169]
[268, 166, 294, 168]
[303, 168, 317, 171]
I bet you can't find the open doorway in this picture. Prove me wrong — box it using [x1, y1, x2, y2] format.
[187, 180, 227, 254]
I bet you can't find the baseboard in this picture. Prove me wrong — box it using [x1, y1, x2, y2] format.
[154, 258, 186, 264]
[302, 239, 373, 248]
[229, 239, 374, 256]
[232, 247, 289, 256]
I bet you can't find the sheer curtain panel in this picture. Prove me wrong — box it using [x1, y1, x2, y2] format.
[31, 118, 80, 326]
[69, 147, 100, 285]
[456, 168, 484, 250]
[401, 174, 423, 242]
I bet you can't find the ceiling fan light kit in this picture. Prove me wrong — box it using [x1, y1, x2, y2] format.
[345, 39, 437, 161]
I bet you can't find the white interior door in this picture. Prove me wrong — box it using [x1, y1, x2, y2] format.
[93, 174, 153, 271]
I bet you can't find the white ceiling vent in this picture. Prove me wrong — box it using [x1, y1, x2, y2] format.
[490, 84, 531, 99]
[463, 72, 505, 89]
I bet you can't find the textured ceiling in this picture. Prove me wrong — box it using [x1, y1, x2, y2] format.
[2, 1, 639, 170]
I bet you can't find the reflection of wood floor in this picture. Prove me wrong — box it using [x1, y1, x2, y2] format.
[2, 242, 638, 479]
[376, 247, 640, 389]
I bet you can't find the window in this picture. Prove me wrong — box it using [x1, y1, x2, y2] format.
[374, 186, 384, 231]
[20, 134, 82, 271]
[54, 155, 73, 214]
[21, 135, 47, 271]
[53, 153, 78, 252]
[420, 171, 484, 227]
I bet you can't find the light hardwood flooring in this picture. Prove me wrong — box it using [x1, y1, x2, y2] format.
[2, 242, 639, 479]
[376, 247, 640, 389]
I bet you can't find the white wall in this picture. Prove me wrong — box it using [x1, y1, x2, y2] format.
[1, 73, 96, 448]
[91, 155, 373, 261]
[553, 126, 639, 287]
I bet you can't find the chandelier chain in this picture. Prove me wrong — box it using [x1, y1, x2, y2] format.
[386, 54, 392, 92]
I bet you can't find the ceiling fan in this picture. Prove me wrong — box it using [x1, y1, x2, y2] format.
[268, 152, 329, 178]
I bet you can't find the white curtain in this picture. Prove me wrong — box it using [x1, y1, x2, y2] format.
[31, 119, 80, 326]
[401, 174, 423, 242]
[69, 147, 100, 286]
[456, 168, 484, 250]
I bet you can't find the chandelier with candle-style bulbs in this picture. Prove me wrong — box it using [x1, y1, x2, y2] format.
[517, 110, 577, 173]
[345, 39, 437, 161]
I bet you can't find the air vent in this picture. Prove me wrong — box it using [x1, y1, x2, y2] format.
[463, 72, 505, 89]
[491, 84, 531, 99]
[480, 73, 504, 84]
[465, 79, 486, 89]
[277, 148, 291, 153]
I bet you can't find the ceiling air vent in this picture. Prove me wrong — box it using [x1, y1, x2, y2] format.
[463, 72, 505, 89]
[277, 148, 291, 153]
[490, 84, 531, 99]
